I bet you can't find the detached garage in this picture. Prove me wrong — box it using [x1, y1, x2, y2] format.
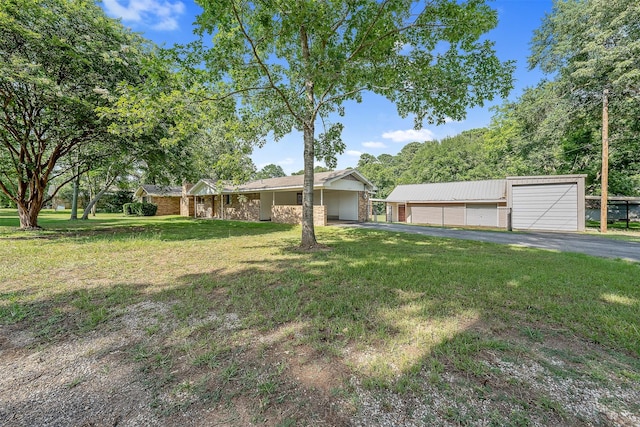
[385, 175, 586, 232]
[507, 175, 585, 232]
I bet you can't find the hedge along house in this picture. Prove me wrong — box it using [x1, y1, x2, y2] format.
[385, 175, 586, 232]
[134, 185, 185, 216]
[186, 169, 376, 226]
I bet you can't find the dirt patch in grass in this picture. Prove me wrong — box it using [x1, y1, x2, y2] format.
[2, 304, 639, 426]
[0, 301, 354, 426]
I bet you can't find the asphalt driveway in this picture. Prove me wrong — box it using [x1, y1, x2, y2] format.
[346, 222, 640, 263]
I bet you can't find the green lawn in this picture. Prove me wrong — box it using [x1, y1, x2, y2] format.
[1, 210, 639, 426]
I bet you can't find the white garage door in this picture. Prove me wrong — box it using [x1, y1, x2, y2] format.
[410, 205, 465, 226]
[512, 184, 578, 231]
[410, 206, 443, 225]
[466, 204, 498, 227]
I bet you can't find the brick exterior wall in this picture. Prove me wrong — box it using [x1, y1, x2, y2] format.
[223, 193, 261, 221]
[150, 196, 181, 216]
[271, 205, 327, 226]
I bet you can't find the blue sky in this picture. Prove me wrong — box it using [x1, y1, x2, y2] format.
[101, 0, 553, 175]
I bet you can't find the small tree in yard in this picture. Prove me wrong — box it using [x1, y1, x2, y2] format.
[188, 0, 514, 248]
[0, 0, 148, 229]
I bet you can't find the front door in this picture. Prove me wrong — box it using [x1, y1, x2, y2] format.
[398, 204, 406, 222]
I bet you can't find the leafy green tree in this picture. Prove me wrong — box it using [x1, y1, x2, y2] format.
[396, 129, 494, 184]
[188, 0, 514, 247]
[291, 166, 333, 176]
[0, 0, 148, 228]
[529, 0, 640, 195]
[484, 82, 581, 177]
[101, 49, 257, 188]
[356, 156, 397, 199]
[255, 164, 286, 180]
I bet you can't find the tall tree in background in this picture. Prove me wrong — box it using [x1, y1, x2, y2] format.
[189, 0, 514, 248]
[255, 164, 286, 180]
[0, 0, 148, 229]
[529, 0, 640, 198]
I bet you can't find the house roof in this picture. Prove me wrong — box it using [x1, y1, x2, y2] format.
[135, 185, 183, 198]
[188, 169, 375, 196]
[386, 179, 507, 203]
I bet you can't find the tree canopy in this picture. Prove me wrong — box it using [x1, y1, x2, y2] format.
[0, 0, 149, 228]
[255, 164, 286, 180]
[528, 0, 640, 195]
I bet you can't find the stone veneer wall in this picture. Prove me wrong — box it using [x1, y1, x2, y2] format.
[358, 191, 369, 222]
[271, 205, 327, 226]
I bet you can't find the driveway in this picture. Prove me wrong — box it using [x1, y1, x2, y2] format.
[346, 222, 640, 263]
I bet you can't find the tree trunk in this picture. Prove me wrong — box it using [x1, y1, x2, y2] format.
[17, 200, 42, 229]
[70, 175, 80, 220]
[81, 187, 107, 219]
[81, 182, 113, 220]
[299, 25, 318, 248]
[301, 119, 318, 248]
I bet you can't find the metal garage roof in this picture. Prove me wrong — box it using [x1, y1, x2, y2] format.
[386, 179, 507, 203]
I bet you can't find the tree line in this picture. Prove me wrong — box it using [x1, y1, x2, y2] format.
[359, 0, 640, 199]
[2, 0, 637, 247]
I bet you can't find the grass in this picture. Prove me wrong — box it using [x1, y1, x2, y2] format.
[585, 219, 640, 242]
[1, 209, 639, 425]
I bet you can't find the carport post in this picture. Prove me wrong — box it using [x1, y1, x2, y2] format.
[626, 200, 630, 229]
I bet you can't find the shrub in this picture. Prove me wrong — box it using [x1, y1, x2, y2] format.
[98, 190, 134, 213]
[141, 203, 158, 216]
[123, 202, 157, 216]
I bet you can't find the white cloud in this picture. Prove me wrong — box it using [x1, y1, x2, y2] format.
[346, 150, 363, 157]
[277, 157, 295, 166]
[102, 0, 185, 31]
[362, 141, 387, 149]
[382, 129, 435, 143]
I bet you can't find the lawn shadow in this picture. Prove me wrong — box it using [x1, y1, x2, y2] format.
[0, 210, 297, 243]
[2, 222, 640, 426]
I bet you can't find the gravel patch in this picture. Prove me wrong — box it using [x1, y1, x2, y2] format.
[2, 301, 639, 426]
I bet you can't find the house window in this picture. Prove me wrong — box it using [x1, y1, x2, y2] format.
[296, 192, 303, 205]
[224, 194, 231, 205]
[142, 196, 148, 203]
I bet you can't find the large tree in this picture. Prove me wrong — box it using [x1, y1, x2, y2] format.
[0, 0, 148, 228]
[529, 0, 640, 196]
[255, 164, 286, 180]
[188, 0, 514, 247]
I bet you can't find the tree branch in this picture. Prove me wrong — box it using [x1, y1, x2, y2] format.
[230, 1, 303, 123]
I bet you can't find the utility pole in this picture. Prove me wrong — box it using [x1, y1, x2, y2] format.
[600, 87, 609, 233]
